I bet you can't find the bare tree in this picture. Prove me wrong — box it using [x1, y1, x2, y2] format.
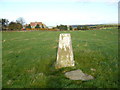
[16, 17, 25, 26]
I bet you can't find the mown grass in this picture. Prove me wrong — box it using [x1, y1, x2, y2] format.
[2, 28, 118, 88]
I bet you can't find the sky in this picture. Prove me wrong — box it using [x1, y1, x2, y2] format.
[0, 0, 119, 26]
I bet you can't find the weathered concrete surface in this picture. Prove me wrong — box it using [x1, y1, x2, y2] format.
[65, 69, 94, 81]
[55, 33, 74, 69]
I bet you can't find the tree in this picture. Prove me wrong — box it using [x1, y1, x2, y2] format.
[64, 25, 67, 30]
[77, 25, 81, 30]
[56, 25, 59, 29]
[0, 18, 9, 30]
[60, 25, 67, 30]
[82, 26, 89, 30]
[69, 26, 73, 30]
[16, 17, 25, 26]
[16, 23, 22, 30]
[26, 24, 31, 29]
[55, 25, 68, 30]
[35, 24, 40, 28]
[8, 22, 17, 30]
[8, 22, 22, 30]
[41, 24, 44, 28]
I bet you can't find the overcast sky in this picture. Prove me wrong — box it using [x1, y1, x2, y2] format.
[0, 0, 119, 26]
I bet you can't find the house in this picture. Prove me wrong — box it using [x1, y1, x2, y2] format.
[26, 22, 47, 29]
[30, 22, 47, 28]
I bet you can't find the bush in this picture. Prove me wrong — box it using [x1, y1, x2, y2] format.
[8, 22, 22, 30]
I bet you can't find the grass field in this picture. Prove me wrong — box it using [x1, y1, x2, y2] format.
[2, 28, 118, 88]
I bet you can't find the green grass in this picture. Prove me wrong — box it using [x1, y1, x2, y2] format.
[2, 28, 118, 88]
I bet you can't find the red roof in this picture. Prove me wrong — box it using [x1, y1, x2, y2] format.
[30, 22, 43, 26]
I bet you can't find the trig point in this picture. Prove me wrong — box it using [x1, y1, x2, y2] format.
[55, 33, 75, 69]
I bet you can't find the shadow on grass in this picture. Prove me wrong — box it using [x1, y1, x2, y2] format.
[45, 58, 81, 88]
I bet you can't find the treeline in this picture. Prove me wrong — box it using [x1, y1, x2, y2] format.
[76, 24, 118, 30]
[0, 17, 118, 31]
[0, 18, 48, 31]
[55, 25, 90, 30]
[0, 17, 25, 31]
[52, 24, 118, 31]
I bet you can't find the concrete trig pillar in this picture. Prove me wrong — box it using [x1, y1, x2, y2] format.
[55, 33, 75, 69]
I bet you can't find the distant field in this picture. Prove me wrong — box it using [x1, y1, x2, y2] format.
[2, 28, 118, 88]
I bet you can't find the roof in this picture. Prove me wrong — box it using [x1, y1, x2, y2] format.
[30, 22, 43, 26]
